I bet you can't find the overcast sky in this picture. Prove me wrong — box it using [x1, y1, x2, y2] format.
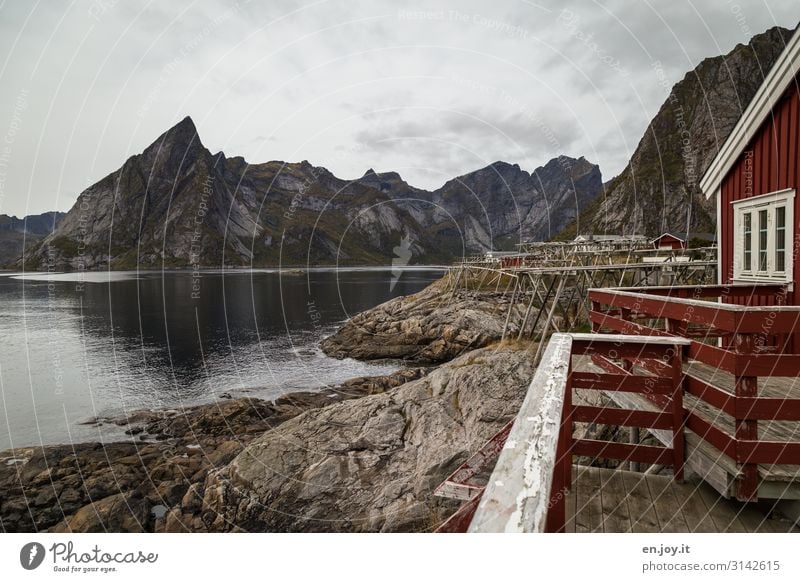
[0, 0, 797, 217]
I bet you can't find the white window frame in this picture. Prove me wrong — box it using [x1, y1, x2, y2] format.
[732, 188, 795, 283]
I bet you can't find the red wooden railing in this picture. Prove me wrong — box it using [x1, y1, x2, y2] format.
[437, 285, 800, 531]
[588, 284, 800, 500]
[438, 333, 690, 533]
[434, 420, 514, 533]
[546, 335, 689, 532]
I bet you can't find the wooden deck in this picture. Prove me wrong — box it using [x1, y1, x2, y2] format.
[685, 360, 800, 486]
[576, 355, 800, 500]
[461, 331, 800, 533]
[566, 466, 799, 533]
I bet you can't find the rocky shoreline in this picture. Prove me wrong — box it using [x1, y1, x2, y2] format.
[0, 368, 428, 532]
[0, 278, 538, 532]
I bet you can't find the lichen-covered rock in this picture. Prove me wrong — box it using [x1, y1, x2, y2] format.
[321, 279, 524, 364]
[0, 369, 426, 532]
[200, 345, 535, 532]
[50, 492, 150, 533]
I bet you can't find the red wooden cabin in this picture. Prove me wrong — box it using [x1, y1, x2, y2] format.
[651, 232, 685, 250]
[500, 256, 523, 268]
[701, 29, 800, 303]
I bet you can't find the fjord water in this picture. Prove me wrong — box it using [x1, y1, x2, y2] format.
[0, 268, 443, 450]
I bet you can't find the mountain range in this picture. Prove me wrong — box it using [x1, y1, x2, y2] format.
[8, 25, 794, 270]
[0, 211, 65, 266]
[20, 119, 601, 269]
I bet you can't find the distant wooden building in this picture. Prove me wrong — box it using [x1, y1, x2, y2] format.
[651, 232, 685, 250]
[701, 28, 800, 303]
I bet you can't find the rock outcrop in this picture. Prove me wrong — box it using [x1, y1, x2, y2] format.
[0, 340, 536, 534]
[198, 344, 534, 532]
[321, 277, 526, 364]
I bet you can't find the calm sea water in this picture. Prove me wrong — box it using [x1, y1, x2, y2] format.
[0, 268, 444, 450]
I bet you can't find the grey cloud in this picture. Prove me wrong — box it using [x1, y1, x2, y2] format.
[0, 0, 797, 216]
[347, 105, 588, 189]
[356, 105, 581, 155]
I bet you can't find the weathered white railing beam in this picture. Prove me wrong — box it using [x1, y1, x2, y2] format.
[468, 333, 572, 532]
[468, 332, 691, 533]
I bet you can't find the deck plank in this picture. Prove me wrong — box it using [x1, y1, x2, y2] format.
[621, 470, 662, 532]
[570, 466, 799, 532]
[734, 502, 779, 532]
[760, 517, 796, 532]
[565, 467, 578, 533]
[647, 475, 690, 532]
[574, 465, 604, 532]
[695, 481, 748, 532]
[599, 468, 632, 532]
[673, 479, 719, 532]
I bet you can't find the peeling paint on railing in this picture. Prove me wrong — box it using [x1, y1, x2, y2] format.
[468, 333, 571, 532]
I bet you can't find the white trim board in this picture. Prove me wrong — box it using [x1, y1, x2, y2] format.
[727, 187, 796, 204]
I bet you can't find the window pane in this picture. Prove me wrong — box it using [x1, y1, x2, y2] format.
[759, 209, 768, 272]
[743, 212, 752, 271]
[776, 206, 786, 272]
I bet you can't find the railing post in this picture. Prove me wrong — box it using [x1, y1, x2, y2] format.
[668, 344, 686, 481]
[621, 346, 636, 479]
[471, 333, 572, 532]
[733, 333, 759, 501]
[545, 356, 573, 533]
[665, 317, 689, 336]
[590, 300, 601, 332]
[562, 357, 573, 492]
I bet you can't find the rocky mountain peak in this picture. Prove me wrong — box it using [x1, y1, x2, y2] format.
[560, 25, 793, 239]
[479, 161, 523, 179]
[0, 211, 66, 265]
[140, 115, 206, 170]
[425, 156, 602, 250]
[21, 122, 603, 268]
[357, 168, 407, 193]
[156, 115, 200, 147]
[490, 160, 521, 171]
[537, 155, 597, 180]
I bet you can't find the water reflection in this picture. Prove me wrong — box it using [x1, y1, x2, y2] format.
[0, 268, 443, 448]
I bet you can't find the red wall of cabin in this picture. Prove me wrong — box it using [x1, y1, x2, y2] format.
[719, 80, 800, 309]
[654, 235, 683, 250]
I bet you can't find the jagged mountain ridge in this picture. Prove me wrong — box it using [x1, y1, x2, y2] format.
[24, 118, 602, 269]
[0, 211, 65, 265]
[561, 25, 794, 239]
[429, 157, 601, 249]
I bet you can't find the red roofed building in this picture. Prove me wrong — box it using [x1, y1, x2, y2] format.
[701, 28, 800, 303]
[651, 232, 685, 250]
